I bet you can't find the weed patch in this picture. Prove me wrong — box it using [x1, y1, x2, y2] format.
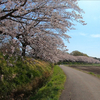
[89, 72, 95, 75]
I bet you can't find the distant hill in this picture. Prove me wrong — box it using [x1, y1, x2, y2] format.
[70, 50, 88, 57]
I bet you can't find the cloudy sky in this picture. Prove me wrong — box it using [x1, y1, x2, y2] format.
[65, 0, 100, 58]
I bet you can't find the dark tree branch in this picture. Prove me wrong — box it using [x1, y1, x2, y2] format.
[0, 1, 7, 4]
[16, 34, 23, 39]
[34, 21, 41, 27]
[0, 9, 18, 20]
[20, 0, 27, 6]
[6, 18, 27, 24]
[0, 0, 27, 20]
[1, 9, 15, 13]
[21, 23, 26, 30]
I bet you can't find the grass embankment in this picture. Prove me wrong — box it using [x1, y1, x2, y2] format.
[0, 53, 66, 100]
[30, 65, 66, 100]
[0, 53, 52, 100]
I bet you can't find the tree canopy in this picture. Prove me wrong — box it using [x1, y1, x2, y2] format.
[0, 0, 86, 62]
[70, 50, 88, 57]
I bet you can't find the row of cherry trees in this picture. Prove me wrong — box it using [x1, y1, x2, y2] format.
[0, 0, 88, 63]
[59, 52, 100, 64]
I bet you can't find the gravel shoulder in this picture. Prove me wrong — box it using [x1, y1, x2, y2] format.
[59, 65, 100, 100]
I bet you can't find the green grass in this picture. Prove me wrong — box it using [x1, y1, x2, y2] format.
[88, 72, 100, 78]
[0, 53, 66, 100]
[89, 72, 95, 75]
[30, 65, 66, 100]
[0, 52, 66, 100]
[0, 53, 53, 100]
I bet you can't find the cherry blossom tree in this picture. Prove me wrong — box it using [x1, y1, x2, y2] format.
[60, 53, 100, 64]
[30, 34, 67, 63]
[0, 39, 21, 56]
[0, 0, 86, 62]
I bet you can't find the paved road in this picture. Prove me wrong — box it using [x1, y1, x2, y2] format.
[59, 65, 100, 100]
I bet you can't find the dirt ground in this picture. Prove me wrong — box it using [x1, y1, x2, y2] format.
[69, 65, 100, 75]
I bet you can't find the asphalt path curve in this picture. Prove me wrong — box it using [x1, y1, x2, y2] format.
[59, 65, 100, 100]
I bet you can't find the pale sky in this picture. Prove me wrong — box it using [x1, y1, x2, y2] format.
[65, 0, 100, 58]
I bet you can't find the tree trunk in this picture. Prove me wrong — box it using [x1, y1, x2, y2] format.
[22, 44, 26, 56]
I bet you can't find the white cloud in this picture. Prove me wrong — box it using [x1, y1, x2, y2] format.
[91, 34, 100, 38]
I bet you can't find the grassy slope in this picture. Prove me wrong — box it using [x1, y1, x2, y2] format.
[0, 53, 52, 100]
[30, 65, 66, 100]
[0, 53, 66, 100]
